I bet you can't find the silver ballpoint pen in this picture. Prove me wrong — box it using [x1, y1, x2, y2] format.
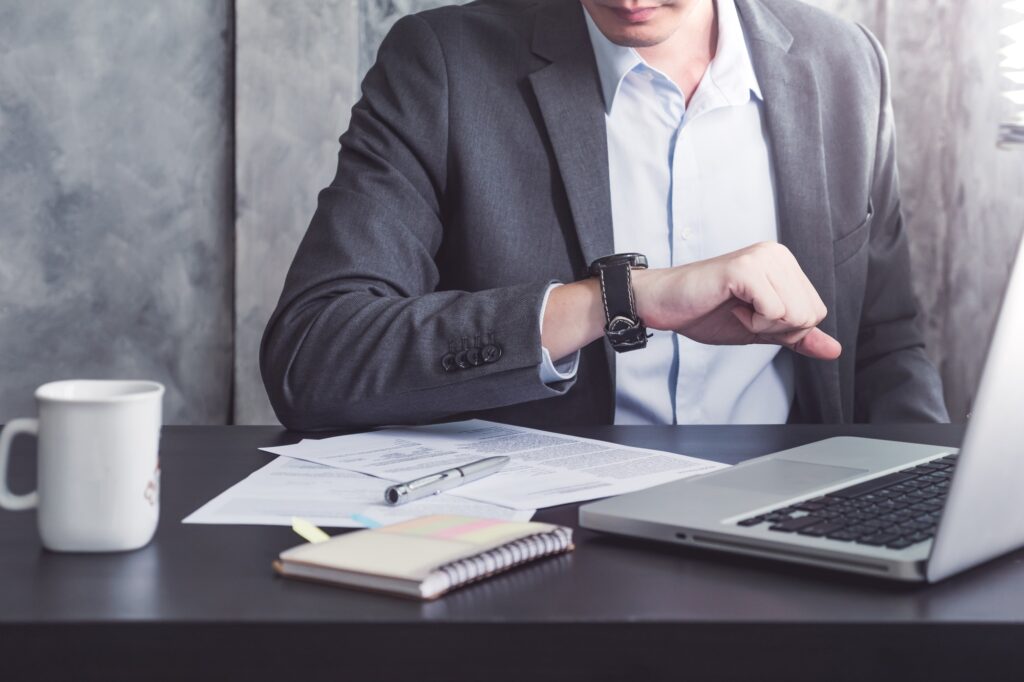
[383, 456, 511, 506]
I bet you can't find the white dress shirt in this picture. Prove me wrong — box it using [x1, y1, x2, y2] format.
[540, 0, 794, 425]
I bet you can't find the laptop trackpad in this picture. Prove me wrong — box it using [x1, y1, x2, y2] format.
[703, 459, 868, 497]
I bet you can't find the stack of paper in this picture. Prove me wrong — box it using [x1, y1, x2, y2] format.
[184, 419, 728, 529]
[183, 457, 534, 528]
[262, 420, 728, 510]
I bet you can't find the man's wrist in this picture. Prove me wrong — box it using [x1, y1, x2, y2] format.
[539, 278, 606, 361]
[630, 268, 653, 323]
[589, 253, 651, 352]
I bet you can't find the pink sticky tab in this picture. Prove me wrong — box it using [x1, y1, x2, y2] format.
[434, 518, 503, 539]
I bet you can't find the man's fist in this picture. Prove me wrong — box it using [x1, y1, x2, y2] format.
[633, 242, 842, 360]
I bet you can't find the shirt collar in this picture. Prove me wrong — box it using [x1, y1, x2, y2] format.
[583, 0, 763, 114]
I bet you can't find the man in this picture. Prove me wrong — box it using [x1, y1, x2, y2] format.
[261, 0, 948, 431]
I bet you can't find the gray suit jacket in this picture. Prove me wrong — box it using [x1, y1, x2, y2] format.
[261, 0, 949, 431]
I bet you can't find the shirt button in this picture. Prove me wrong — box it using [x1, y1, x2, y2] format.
[681, 228, 694, 240]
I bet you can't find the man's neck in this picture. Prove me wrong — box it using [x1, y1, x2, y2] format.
[636, 0, 718, 104]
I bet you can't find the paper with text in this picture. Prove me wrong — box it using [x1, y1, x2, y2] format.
[261, 420, 729, 510]
[182, 456, 534, 528]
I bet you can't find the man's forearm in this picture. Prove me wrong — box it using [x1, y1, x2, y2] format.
[541, 279, 606, 361]
[541, 245, 842, 363]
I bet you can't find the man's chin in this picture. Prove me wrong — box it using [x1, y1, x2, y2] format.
[602, 27, 674, 48]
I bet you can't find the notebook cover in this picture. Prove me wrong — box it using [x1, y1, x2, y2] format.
[279, 515, 561, 582]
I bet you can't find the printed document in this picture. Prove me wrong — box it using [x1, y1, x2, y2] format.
[262, 420, 729, 510]
[183, 456, 534, 528]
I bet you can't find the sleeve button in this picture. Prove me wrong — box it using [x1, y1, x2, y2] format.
[481, 344, 503, 364]
[441, 353, 458, 372]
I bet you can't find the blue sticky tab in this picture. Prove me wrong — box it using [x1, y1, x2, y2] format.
[351, 513, 382, 528]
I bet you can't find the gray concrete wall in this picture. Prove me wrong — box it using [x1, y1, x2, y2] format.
[0, 1, 233, 424]
[811, 0, 1024, 419]
[358, 0, 460, 79]
[1, 0, 1020, 425]
[234, 0, 359, 425]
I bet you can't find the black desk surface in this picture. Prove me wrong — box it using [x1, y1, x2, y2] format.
[3, 424, 1023, 681]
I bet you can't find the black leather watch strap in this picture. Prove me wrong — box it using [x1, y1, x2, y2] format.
[590, 253, 650, 353]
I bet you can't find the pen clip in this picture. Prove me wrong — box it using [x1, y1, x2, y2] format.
[406, 472, 451, 491]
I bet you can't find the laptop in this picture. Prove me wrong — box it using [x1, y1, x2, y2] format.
[579, 237, 1024, 583]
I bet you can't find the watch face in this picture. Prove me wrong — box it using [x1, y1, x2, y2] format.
[590, 253, 648, 273]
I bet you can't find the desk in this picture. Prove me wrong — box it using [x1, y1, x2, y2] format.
[2, 424, 1023, 681]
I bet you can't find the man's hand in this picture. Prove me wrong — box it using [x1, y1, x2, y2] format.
[633, 242, 842, 359]
[541, 242, 842, 362]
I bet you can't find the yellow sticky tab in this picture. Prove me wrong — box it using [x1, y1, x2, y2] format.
[292, 517, 331, 544]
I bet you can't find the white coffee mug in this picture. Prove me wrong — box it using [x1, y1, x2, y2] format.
[0, 380, 164, 552]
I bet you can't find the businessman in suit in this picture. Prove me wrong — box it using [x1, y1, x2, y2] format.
[261, 0, 949, 430]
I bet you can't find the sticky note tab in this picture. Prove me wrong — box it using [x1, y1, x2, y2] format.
[291, 517, 330, 544]
[351, 513, 382, 528]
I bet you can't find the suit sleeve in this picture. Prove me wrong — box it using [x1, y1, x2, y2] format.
[260, 15, 576, 431]
[852, 26, 949, 423]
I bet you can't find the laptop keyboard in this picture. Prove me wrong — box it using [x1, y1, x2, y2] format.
[736, 453, 958, 551]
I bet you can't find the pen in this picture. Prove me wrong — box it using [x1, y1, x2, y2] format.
[384, 456, 511, 506]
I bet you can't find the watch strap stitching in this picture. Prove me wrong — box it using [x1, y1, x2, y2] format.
[624, 266, 638, 321]
[599, 267, 611, 322]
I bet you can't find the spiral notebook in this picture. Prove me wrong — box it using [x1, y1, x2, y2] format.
[273, 514, 574, 600]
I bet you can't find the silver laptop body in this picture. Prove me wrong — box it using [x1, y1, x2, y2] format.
[579, 237, 1024, 583]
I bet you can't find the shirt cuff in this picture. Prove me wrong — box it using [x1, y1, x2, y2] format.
[538, 283, 581, 384]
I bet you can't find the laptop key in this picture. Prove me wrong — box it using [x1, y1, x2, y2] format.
[857, 532, 901, 546]
[831, 471, 918, 499]
[826, 529, 862, 541]
[737, 516, 765, 527]
[797, 521, 847, 537]
[885, 537, 916, 550]
[843, 524, 874, 538]
[769, 516, 821, 532]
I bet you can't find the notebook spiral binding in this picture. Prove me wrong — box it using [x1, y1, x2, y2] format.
[432, 527, 574, 593]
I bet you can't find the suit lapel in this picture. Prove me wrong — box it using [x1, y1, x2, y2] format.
[737, 0, 843, 422]
[529, 0, 617, 406]
[528, 0, 615, 269]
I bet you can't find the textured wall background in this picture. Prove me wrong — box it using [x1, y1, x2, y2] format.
[234, 0, 358, 425]
[0, 1, 233, 424]
[358, 0, 458, 79]
[808, 0, 1024, 419]
[1, 0, 1021, 424]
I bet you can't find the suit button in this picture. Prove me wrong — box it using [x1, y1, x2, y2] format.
[441, 353, 458, 372]
[466, 347, 482, 366]
[481, 344, 503, 364]
[455, 349, 472, 369]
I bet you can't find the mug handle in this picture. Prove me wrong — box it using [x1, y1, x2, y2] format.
[0, 418, 40, 511]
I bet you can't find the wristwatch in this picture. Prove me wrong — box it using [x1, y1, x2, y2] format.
[588, 253, 651, 353]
